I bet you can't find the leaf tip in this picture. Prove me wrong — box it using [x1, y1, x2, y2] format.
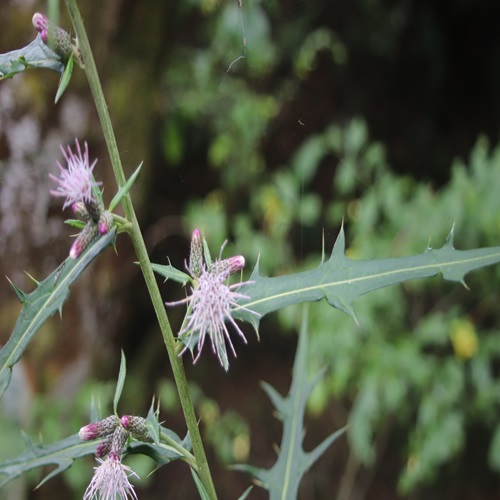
[329, 224, 346, 262]
[6, 275, 27, 303]
[24, 271, 40, 286]
[445, 223, 456, 248]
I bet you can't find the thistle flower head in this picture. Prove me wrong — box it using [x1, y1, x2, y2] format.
[83, 455, 139, 500]
[50, 139, 101, 209]
[167, 234, 260, 371]
[82, 418, 139, 500]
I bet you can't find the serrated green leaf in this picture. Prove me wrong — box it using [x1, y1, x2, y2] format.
[0, 423, 189, 489]
[233, 227, 500, 329]
[234, 308, 346, 498]
[0, 34, 64, 80]
[0, 229, 116, 398]
[5, 277, 28, 304]
[0, 434, 96, 489]
[109, 162, 143, 212]
[113, 350, 127, 415]
[54, 53, 73, 103]
[151, 263, 191, 285]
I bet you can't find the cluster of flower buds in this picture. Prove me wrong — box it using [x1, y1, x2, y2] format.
[50, 139, 113, 258]
[79, 415, 152, 500]
[32, 12, 83, 65]
[167, 229, 260, 371]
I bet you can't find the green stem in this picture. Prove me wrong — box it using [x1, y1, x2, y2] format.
[63, 2, 217, 498]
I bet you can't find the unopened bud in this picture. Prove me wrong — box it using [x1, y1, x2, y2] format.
[121, 415, 152, 442]
[70, 221, 100, 259]
[72, 201, 90, 221]
[79, 415, 120, 441]
[98, 210, 113, 235]
[210, 255, 245, 277]
[110, 425, 129, 458]
[95, 435, 113, 458]
[84, 198, 102, 224]
[189, 229, 204, 278]
[32, 12, 73, 61]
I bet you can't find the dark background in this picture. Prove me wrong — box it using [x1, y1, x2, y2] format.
[1, 0, 500, 498]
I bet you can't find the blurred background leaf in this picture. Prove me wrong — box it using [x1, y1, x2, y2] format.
[2, 0, 500, 498]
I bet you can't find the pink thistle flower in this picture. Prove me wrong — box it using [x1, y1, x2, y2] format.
[167, 246, 260, 371]
[83, 424, 139, 500]
[50, 139, 101, 210]
[83, 455, 139, 500]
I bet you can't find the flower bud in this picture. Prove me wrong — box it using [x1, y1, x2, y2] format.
[98, 210, 113, 235]
[210, 255, 245, 277]
[32, 12, 73, 61]
[121, 415, 152, 442]
[79, 415, 120, 441]
[70, 221, 100, 259]
[189, 229, 204, 278]
[95, 436, 113, 458]
[109, 425, 129, 459]
[72, 201, 90, 221]
[84, 198, 103, 224]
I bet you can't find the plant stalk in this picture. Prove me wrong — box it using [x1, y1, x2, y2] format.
[63, 1, 217, 497]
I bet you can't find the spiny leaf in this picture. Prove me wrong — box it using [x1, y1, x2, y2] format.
[233, 226, 500, 329]
[151, 262, 191, 285]
[0, 434, 96, 489]
[0, 424, 189, 489]
[0, 229, 116, 398]
[0, 34, 64, 80]
[233, 307, 346, 499]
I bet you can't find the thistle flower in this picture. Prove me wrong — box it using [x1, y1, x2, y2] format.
[50, 139, 112, 259]
[167, 231, 260, 371]
[83, 454, 139, 500]
[82, 420, 139, 500]
[50, 139, 101, 210]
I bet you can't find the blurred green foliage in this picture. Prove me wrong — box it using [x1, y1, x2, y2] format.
[153, 0, 500, 495]
[3, 0, 500, 496]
